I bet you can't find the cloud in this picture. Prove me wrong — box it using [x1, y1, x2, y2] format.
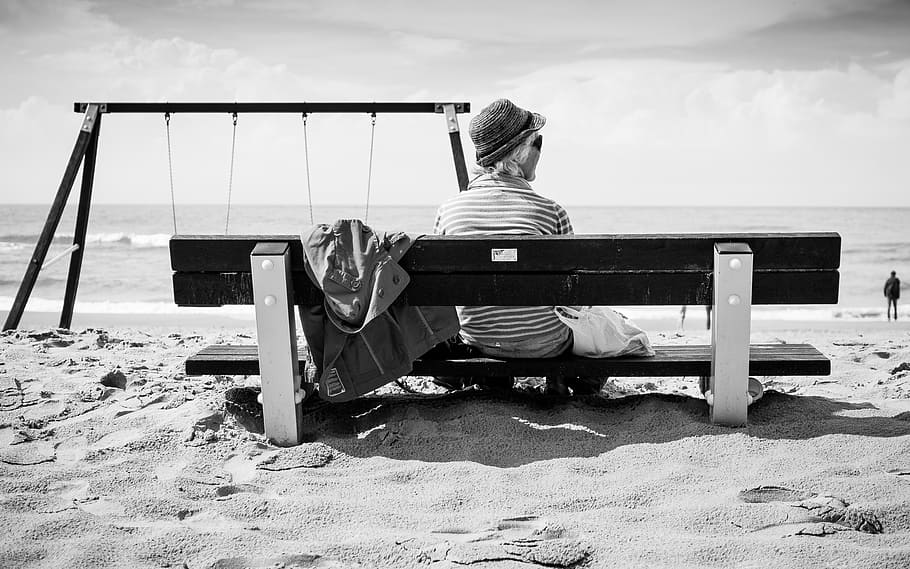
[879, 63, 910, 119]
[0, 4, 397, 206]
[501, 58, 907, 145]
[391, 32, 465, 57]
[305, 0, 892, 48]
[2, 0, 908, 207]
[489, 57, 910, 205]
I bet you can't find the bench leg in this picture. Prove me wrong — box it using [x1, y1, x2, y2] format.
[709, 243, 753, 426]
[251, 242, 304, 446]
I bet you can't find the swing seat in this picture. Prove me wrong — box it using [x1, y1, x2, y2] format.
[170, 232, 841, 446]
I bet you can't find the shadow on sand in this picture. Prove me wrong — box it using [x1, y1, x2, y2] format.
[231, 388, 910, 468]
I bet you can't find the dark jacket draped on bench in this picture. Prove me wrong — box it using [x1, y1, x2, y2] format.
[299, 219, 459, 401]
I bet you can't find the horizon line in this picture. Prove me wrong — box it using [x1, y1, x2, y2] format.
[2, 202, 908, 209]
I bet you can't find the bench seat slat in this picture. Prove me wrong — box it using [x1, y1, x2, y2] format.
[173, 270, 839, 307]
[170, 233, 841, 273]
[186, 343, 830, 378]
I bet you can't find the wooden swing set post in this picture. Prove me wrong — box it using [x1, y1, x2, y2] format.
[60, 110, 102, 329]
[4, 101, 471, 331]
[3, 104, 102, 331]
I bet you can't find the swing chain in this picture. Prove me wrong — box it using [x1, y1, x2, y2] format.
[164, 112, 177, 234]
[225, 112, 238, 234]
[302, 112, 314, 225]
[364, 112, 376, 222]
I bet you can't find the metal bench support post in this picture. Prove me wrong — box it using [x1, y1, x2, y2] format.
[251, 242, 303, 446]
[709, 243, 753, 426]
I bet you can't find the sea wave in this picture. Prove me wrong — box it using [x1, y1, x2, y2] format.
[0, 233, 172, 248]
[0, 277, 68, 286]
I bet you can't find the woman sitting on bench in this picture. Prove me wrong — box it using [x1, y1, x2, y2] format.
[434, 98, 572, 360]
[431, 98, 591, 391]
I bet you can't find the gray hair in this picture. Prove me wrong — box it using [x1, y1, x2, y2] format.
[475, 133, 537, 178]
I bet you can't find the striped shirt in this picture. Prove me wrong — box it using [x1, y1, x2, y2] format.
[433, 172, 573, 358]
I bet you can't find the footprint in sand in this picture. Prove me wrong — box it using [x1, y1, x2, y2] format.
[34, 479, 91, 514]
[221, 442, 277, 483]
[77, 496, 127, 517]
[154, 460, 189, 481]
[112, 392, 169, 418]
[90, 428, 146, 450]
[256, 442, 334, 472]
[0, 441, 55, 465]
[223, 453, 261, 484]
[214, 483, 269, 499]
[55, 435, 89, 465]
[739, 486, 815, 503]
[738, 485, 883, 535]
[43, 479, 128, 518]
[173, 509, 245, 532]
[417, 515, 590, 568]
[53, 479, 91, 502]
[173, 468, 231, 500]
[210, 553, 353, 568]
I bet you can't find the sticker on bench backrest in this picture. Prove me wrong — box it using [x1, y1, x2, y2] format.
[324, 367, 346, 397]
[491, 248, 518, 262]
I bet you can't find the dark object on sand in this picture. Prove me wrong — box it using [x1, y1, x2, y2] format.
[224, 386, 264, 434]
[99, 370, 127, 390]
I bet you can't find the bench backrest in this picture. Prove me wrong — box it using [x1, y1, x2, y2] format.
[170, 233, 840, 307]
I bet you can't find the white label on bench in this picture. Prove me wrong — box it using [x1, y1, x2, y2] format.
[491, 248, 518, 262]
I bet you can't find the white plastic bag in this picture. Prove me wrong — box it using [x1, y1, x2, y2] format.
[554, 306, 655, 358]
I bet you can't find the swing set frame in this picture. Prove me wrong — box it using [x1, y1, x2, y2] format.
[3, 101, 471, 331]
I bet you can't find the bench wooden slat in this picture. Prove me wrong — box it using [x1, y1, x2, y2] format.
[185, 343, 830, 378]
[173, 269, 839, 307]
[170, 233, 841, 273]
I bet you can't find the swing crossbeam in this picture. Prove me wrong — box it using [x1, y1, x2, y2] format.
[3, 101, 471, 331]
[75, 102, 470, 114]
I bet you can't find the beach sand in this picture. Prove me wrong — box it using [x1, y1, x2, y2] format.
[1, 322, 910, 568]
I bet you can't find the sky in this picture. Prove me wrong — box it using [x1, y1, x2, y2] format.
[1, 0, 909, 207]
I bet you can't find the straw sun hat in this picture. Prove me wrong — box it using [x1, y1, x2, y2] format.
[469, 98, 546, 167]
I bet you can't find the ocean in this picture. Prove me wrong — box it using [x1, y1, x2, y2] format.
[0, 204, 907, 324]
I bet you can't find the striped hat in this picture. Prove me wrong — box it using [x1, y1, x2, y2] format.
[469, 99, 546, 167]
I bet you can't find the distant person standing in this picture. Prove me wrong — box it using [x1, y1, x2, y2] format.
[885, 270, 900, 321]
[679, 305, 712, 330]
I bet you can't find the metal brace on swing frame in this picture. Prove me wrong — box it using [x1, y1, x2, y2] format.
[438, 103, 469, 192]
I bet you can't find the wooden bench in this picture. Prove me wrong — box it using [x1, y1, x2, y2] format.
[170, 232, 841, 446]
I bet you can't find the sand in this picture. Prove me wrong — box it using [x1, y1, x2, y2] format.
[1, 323, 910, 568]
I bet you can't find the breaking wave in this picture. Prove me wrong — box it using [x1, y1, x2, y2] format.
[0, 233, 171, 249]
